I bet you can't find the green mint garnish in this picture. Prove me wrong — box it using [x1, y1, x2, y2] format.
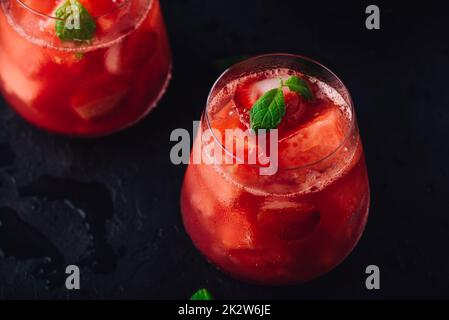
[250, 88, 285, 131]
[213, 55, 249, 71]
[285, 75, 314, 101]
[55, 0, 96, 42]
[190, 288, 214, 300]
[249, 75, 314, 131]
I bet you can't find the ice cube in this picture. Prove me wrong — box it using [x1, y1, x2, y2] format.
[185, 166, 217, 218]
[198, 164, 241, 209]
[105, 43, 122, 74]
[70, 76, 128, 120]
[185, 166, 252, 250]
[252, 77, 283, 94]
[1, 26, 47, 77]
[218, 209, 254, 250]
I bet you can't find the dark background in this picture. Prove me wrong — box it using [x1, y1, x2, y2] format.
[0, 0, 448, 299]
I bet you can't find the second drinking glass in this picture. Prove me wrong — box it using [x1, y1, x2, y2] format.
[181, 54, 370, 285]
[0, 0, 171, 136]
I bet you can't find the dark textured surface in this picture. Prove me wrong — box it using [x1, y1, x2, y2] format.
[0, 0, 448, 299]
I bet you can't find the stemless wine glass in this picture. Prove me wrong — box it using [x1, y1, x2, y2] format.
[181, 54, 370, 285]
[0, 0, 171, 137]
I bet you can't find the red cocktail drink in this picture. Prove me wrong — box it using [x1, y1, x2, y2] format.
[181, 54, 370, 284]
[0, 0, 171, 136]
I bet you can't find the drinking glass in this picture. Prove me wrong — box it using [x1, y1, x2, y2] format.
[181, 54, 370, 284]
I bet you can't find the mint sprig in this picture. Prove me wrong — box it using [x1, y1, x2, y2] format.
[190, 288, 214, 300]
[285, 76, 314, 101]
[55, 0, 96, 42]
[249, 75, 314, 131]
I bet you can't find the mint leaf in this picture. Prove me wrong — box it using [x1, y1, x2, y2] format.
[55, 0, 96, 42]
[250, 88, 285, 131]
[249, 75, 314, 131]
[190, 289, 214, 300]
[285, 76, 314, 101]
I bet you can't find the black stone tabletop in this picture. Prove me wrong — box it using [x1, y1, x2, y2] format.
[0, 0, 448, 299]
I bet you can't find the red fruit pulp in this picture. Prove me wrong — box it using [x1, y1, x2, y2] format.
[0, 0, 171, 136]
[181, 67, 370, 284]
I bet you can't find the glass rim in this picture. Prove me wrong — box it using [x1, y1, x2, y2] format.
[14, 0, 133, 20]
[204, 53, 357, 171]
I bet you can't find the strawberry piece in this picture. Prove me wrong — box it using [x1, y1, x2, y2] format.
[70, 76, 128, 120]
[277, 91, 305, 135]
[233, 77, 281, 128]
[279, 106, 346, 168]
